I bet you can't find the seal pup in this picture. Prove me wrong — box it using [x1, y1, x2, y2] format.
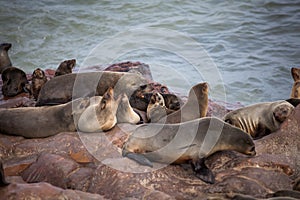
[0, 97, 90, 138]
[223, 100, 295, 139]
[54, 59, 76, 77]
[0, 43, 12, 73]
[36, 71, 147, 106]
[122, 117, 256, 184]
[31, 68, 48, 100]
[77, 87, 120, 132]
[1, 67, 28, 97]
[290, 67, 300, 99]
[148, 82, 209, 124]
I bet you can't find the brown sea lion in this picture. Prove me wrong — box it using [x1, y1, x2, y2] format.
[129, 83, 182, 111]
[0, 43, 12, 73]
[147, 82, 209, 124]
[223, 100, 295, 139]
[77, 87, 120, 132]
[36, 71, 147, 106]
[122, 117, 256, 184]
[1, 67, 28, 97]
[0, 97, 91, 138]
[290, 67, 300, 98]
[54, 59, 76, 77]
[31, 68, 48, 100]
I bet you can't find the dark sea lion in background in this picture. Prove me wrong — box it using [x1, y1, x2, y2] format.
[0, 43, 12, 73]
[54, 59, 76, 77]
[0, 162, 9, 187]
[0, 97, 90, 138]
[36, 71, 147, 106]
[149, 82, 209, 124]
[129, 83, 182, 111]
[223, 100, 295, 139]
[31, 68, 48, 100]
[290, 67, 300, 98]
[1, 67, 28, 97]
[123, 117, 256, 184]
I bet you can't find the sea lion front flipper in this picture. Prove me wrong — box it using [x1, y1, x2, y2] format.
[285, 98, 300, 107]
[191, 158, 215, 184]
[122, 150, 153, 167]
[0, 162, 9, 186]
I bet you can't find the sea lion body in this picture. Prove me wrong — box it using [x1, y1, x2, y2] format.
[1, 67, 28, 97]
[36, 71, 147, 106]
[54, 59, 76, 77]
[0, 98, 90, 138]
[148, 82, 209, 123]
[0, 43, 12, 73]
[223, 100, 294, 139]
[123, 117, 255, 183]
[291, 67, 300, 98]
[31, 68, 47, 100]
[117, 93, 141, 124]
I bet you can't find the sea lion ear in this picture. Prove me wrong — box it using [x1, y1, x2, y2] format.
[291, 68, 300, 81]
[100, 99, 106, 110]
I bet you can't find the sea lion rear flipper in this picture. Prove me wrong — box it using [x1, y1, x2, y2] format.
[0, 162, 9, 186]
[122, 150, 153, 167]
[191, 158, 215, 184]
[285, 98, 300, 107]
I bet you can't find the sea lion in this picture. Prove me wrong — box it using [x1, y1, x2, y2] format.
[1, 67, 28, 97]
[129, 83, 182, 111]
[0, 43, 12, 73]
[0, 97, 91, 138]
[31, 68, 48, 100]
[223, 100, 295, 139]
[36, 71, 147, 106]
[147, 82, 209, 124]
[54, 59, 76, 77]
[77, 87, 120, 132]
[122, 117, 256, 184]
[117, 93, 141, 124]
[290, 67, 300, 98]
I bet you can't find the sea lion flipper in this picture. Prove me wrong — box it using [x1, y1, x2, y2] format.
[122, 150, 153, 167]
[191, 158, 215, 184]
[0, 162, 9, 186]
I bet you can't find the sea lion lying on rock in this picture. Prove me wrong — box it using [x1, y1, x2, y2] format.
[54, 59, 76, 77]
[122, 117, 256, 184]
[0, 43, 12, 73]
[146, 82, 209, 123]
[291, 67, 300, 99]
[1, 67, 28, 97]
[223, 100, 296, 139]
[36, 71, 147, 106]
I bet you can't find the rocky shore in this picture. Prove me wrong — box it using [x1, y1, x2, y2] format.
[0, 64, 299, 199]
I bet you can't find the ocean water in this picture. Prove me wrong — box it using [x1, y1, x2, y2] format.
[1, 0, 300, 105]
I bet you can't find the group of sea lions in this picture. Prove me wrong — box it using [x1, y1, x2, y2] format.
[0, 42, 300, 187]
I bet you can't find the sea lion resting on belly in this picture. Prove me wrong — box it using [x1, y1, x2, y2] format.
[290, 67, 300, 99]
[1, 67, 28, 97]
[223, 100, 296, 139]
[36, 71, 147, 106]
[122, 117, 256, 184]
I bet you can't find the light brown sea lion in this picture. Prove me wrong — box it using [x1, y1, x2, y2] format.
[0, 97, 91, 138]
[147, 82, 209, 123]
[290, 67, 300, 98]
[36, 71, 147, 106]
[0, 43, 12, 73]
[122, 117, 256, 184]
[54, 59, 76, 77]
[31, 68, 48, 100]
[223, 100, 295, 139]
[116, 93, 141, 124]
[129, 83, 182, 111]
[1, 67, 28, 97]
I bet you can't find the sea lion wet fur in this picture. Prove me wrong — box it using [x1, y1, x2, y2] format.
[1, 67, 28, 97]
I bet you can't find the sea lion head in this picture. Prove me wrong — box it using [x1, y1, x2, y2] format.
[54, 59, 76, 77]
[1, 67, 28, 97]
[272, 102, 294, 123]
[117, 93, 141, 124]
[32, 68, 46, 79]
[0, 43, 12, 73]
[218, 122, 256, 156]
[0, 43, 11, 51]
